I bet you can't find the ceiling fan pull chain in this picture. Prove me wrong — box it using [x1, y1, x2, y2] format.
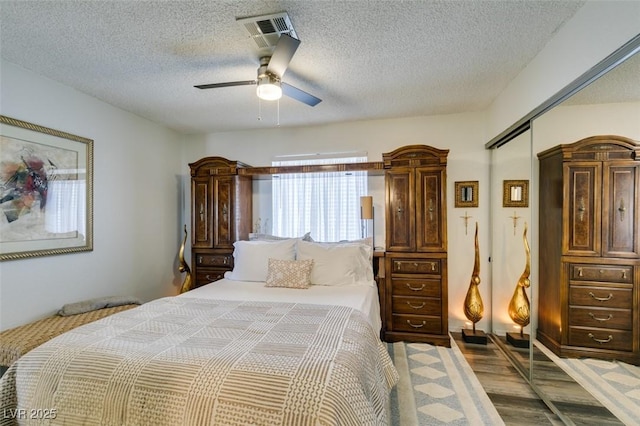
[257, 98, 262, 121]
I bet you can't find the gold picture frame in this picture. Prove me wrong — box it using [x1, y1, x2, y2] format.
[455, 181, 479, 208]
[0, 115, 94, 260]
[503, 180, 529, 208]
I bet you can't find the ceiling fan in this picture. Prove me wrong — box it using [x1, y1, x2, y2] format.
[194, 28, 322, 107]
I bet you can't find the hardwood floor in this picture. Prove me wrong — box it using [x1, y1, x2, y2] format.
[450, 332, 623, 426]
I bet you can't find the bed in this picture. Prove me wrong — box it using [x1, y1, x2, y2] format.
[0, 238, 398, 425]
[0, 302, 140, 371]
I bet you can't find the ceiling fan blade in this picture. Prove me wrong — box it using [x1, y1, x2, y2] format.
[194, 80, 256, 89]
[266, 34, 300, 78]
[282, 82, 322, 106]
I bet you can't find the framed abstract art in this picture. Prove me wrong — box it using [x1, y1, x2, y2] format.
[0, 115, 93, 260]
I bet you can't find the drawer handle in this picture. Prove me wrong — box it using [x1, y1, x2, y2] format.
[622, 270, 627, 280]
[589, 292, 613, 302]
[588, 333, 613, 344]
[428, 198, 435, 221]
[618, 198, 625, 221]
[407, 320, 426, 329]
[205, 274, 222, 281]
[588, 312, 613, 322]
[406, 301, 426, 309]
[406, 283, 425, 292]
[222, 203, 228, 221]
[577, 267, 583, 277]
[577, 197, 586, 222]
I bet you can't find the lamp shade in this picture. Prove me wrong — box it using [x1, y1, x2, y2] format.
[360, 196, 373, 219]
[256, 75, 282, 101]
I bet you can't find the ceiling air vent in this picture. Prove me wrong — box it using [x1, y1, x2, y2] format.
[237, 12, 298, 50]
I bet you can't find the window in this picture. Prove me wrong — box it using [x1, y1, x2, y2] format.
[271, 154, 367, 241]
[45, 179, 86, 236]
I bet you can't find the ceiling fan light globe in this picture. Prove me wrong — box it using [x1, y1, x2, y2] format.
[257, 82, 282, 101]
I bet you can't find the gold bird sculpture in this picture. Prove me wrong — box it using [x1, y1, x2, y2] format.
[179, 224, 193, 294]
[508, 222, 531, 334]
[464, 222, 484, 332]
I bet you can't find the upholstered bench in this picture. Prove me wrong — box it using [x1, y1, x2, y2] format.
[0, 303, 139, 371]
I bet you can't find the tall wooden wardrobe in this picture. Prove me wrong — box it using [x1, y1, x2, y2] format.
[189, 157, 252, 289]
[382, 145, 450, 347]
[537, 136, 640, 365]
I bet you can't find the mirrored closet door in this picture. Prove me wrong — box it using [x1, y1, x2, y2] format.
[529, 44, 640, 424]
[489, 36, 639, 424]
[488, 131, 533, 379]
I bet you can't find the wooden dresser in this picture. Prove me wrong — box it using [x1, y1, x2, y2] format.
[382, 145, 450, 347]
[537, 136, 639, 365]
[189, 157, 252, 289]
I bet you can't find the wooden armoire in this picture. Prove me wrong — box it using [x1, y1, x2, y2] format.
[189, 157, 252, 289]
[537, 135, 640, 365]
[382, 145, 450, 347]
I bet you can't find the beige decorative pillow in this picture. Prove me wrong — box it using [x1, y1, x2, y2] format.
[265, 258, 314, 289]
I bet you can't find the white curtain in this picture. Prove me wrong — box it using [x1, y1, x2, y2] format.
[45, 180, 85, 237]
[272, 156, 367, 241]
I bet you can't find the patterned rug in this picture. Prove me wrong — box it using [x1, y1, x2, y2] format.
[535, 340, 640, 426]
[388, 339, 504, 425]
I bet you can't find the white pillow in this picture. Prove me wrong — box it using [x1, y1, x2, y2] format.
[306, 236, 374, 260]
[295, 240, 373, 286]
[225, 239, 296, 282]
[249, 232, 312, 241]
[307, 235, 373, 246]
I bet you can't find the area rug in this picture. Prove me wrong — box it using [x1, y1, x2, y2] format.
[535, 340, 640, 426]
[388, 339, 504, 425]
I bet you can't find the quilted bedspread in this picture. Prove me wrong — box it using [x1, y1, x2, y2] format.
[0, 297, 398, 425]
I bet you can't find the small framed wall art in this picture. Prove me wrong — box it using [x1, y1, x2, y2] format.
[454, 181, 479, 208]
[503, 179, 529, 208]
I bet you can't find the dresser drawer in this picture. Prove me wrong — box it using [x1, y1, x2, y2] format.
[569, 264, 633, 284]
[196, 254, 233, 268]
[195, 269, 228, 287]
[391, 259, 440, 274]
[569, 307, 632, 330]
[392, 296, 441, 315]
[392, 314, 442, 334]
[568, 327, 633, 352]
[569, 286, 632, 309]
[391, 277, 441, 297]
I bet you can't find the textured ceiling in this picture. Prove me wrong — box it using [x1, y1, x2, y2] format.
[564, 52, 640, 106]
[0, 0, 591, 134]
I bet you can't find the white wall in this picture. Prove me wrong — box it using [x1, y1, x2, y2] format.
[488, 1, 640, 142]
[0, 60, 184, 330]
[180, 112, 494, 333]
[532, 102, 640, 151]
